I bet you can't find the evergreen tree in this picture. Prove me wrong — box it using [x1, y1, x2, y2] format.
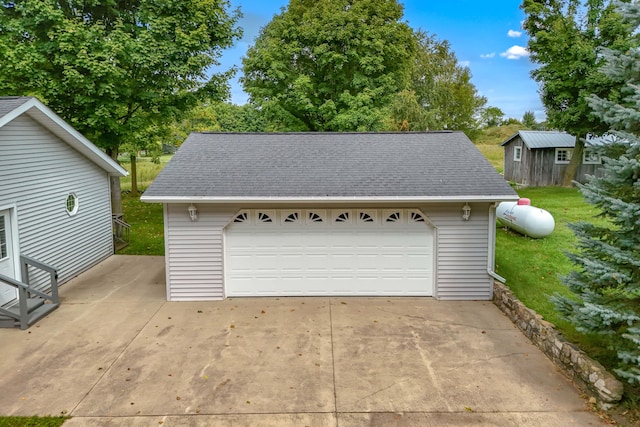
[522, 0, 631, 185]
[552, 0, 640, 384]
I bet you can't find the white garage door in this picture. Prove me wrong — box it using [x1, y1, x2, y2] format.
[225, 209, 434, 297]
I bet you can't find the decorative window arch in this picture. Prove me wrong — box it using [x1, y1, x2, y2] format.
[358, 211, 375, 223]
[257, 211, 273, 223]
[410, 211, 426, 223]
[233, 211, 249, 223]
[385, 211, 401, 223]
[334, 211, 351, 223]
[307, 211, 324, 223]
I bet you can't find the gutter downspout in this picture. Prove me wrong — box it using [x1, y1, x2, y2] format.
[488, 202, 506, 284]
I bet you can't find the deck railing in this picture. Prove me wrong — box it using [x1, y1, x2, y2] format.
[0, 255, 59, 329]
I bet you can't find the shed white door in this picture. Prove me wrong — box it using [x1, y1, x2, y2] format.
[0, 210, 18, 305]
[225, 209, 434, 297]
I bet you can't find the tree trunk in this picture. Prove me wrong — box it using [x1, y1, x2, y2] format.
[106, 147, 123, 214]
[130, 153, 138, 196]
[107, 147, 124, 241]
[562, 134, 585, 187]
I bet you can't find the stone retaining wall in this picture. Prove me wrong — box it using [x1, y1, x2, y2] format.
[492, 282, 623, 409]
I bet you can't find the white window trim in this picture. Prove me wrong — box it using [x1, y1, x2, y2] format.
[583, 149, 601, 165]
[66, 193, 79, 216]
[555, 148, 573, 164]
[513, 146, 522, 162]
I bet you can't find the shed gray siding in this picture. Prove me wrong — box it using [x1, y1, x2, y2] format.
[163, 202, 495, 301]
[503, 134, 604, 187]
[0, 115, 114, 287]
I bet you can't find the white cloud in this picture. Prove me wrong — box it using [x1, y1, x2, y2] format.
[508, 29, 522, 38]
[500, 45, 529, 60]
[459, 60, 471, 67]
[480, 52, 496, 59]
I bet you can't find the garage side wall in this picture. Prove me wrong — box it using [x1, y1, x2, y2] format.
[423, 203, 492, 300]
[164, 204, 236, 301]
[164, 203, 494, 301]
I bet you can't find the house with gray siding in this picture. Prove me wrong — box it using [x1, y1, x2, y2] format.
[142, 132, 518, 301]
[0, 96, 127, 310]
[501, 130, 605, 187]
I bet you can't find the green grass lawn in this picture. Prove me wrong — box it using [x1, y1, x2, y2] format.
[496, 187, 617, 367]
[0, 417, 68, 427]
[117, 192, 164, 256]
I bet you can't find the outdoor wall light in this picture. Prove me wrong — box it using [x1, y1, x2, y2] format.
[462, 203, 471, 221]
[188, 204, 198, 222]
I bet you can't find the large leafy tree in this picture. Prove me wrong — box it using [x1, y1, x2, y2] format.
[410, 31, 485, 133]
[522, 0, 630, 185]
[553, 0, 640, 384]
[241, 0, 415, 131]
[385, 31, 486, 134]
[0, 0, 240, 213]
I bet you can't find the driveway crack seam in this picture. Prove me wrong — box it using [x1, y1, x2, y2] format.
[329, 299, 338, 427]
[68, 300, 167, 416]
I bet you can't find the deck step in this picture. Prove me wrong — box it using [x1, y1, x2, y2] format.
[0, 299, 58, 329]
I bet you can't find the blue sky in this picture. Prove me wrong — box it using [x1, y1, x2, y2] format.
[214, 0, 544, 121]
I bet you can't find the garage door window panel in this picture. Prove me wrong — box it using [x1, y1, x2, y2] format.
[358, 211, 376, 224]
[384, 211, 402, 223]
[333, 210, 352, 224]
[307, 210, 325, 224]
[233, 211, 249, 223]
[282, 210, 301, 224]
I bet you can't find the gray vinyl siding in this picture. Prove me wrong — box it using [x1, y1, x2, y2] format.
[0, 115, 114, 288]
[164, 202, 494, 301]
[164, 204, 236, 301]
[421, 203, 492, 300]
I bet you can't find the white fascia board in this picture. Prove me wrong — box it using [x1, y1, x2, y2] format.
[3, 98, 128, 177]
[141, 195, 520, 204]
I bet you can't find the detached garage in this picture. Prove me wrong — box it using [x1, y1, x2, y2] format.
[142, 132, 518, 301]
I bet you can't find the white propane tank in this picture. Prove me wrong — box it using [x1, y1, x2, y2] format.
[496, 198, 555, 238]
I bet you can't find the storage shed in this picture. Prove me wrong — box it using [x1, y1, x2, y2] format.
[501, 130, 604, 187]
[0, 96, 127, 308]
[142, 132, 518, 301]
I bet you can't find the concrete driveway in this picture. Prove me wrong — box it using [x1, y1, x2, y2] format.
[0, 255, 605, 426]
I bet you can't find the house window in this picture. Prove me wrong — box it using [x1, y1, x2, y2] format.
[583, 149, 601, 164]
[555, 148, 572, 164]
[514, 146, 522, 162]
[66, 193, 79, 216]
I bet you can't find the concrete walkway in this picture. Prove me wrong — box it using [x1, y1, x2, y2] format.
[0, 255, 605, 426]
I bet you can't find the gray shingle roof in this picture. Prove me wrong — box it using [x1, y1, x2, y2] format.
[0, 96, 33, 120]
[143, 132, 517, 201]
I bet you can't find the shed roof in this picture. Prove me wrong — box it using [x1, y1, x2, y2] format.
[501, 130, 576, 149]
[0, 96, 127, 177]
[142, 132, 517, 203]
